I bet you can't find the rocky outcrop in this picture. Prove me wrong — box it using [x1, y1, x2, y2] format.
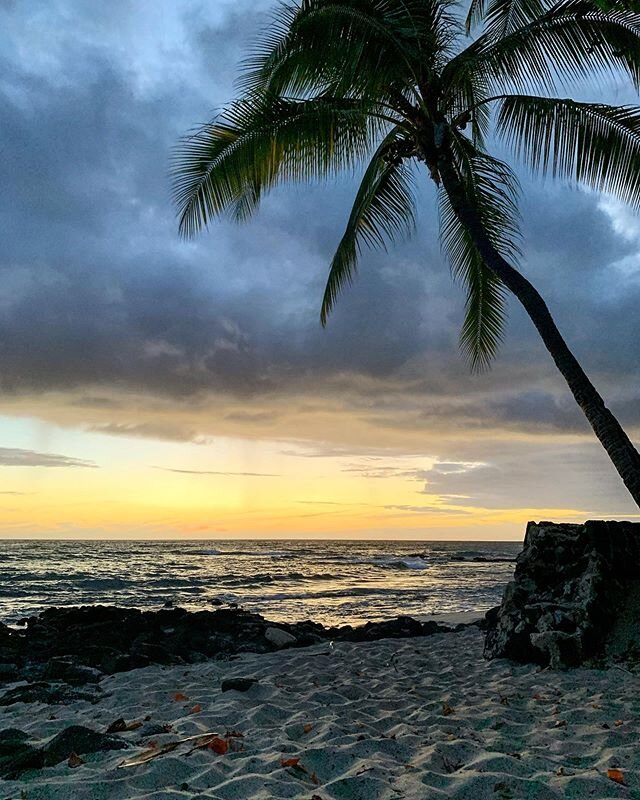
[0, 606, 458, 694]
[484, 520, 640, 668]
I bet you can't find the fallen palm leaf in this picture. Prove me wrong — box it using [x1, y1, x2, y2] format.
[119, 742, 179, 768]
[67, 752, 84, 768]
[442, 703, 455, 716]
[118, 731, 221, 768]
[207, 737, 229, 754]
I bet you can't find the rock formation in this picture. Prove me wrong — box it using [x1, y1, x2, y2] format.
[484, 520, 640, 668]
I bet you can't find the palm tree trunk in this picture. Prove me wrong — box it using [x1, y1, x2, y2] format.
[437, 151, 640, 510]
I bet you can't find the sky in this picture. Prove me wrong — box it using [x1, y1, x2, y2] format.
[0, 0, 639, 541]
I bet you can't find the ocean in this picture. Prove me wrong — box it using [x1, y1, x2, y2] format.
[1, 539, 521, 627]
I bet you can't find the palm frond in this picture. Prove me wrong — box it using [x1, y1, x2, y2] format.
[439, 137, 522, 370]
[448, 0, 640, 97]
[320, 126, 417, 325]
[468, 0, 550, 38]
[239, 0, 462, 102]
[171, 95, 386, 238]
[496, 95, 640, 205]
[465, 0, 490, 34]
[240, 1, 416, 98]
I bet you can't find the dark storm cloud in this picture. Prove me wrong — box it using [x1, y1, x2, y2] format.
[89, 423, 207, 443]
[0, 447, 96, 468]
[417, 440, 640, 514]
[1, 0, 639, 442]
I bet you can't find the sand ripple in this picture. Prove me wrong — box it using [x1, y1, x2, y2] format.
[3, 627, 639, 799]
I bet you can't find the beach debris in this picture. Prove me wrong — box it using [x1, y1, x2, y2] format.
[190, 703, 202, 713]
[106, 718, 142, 733]
[607, 768, 625, 785]
[174, 691, 189, 701]
[221, 677, 258, 692]
[442, 702, 455, 716]
[225, 730, 244, 738]
[614, 719, 624, 727]
[207, 737, 229, 754]
[303, 723, 313, 734]
[279, 756, 320, 784]
[118, 731, 229, 768]
[118, 741, 179, 767]
[67, 752, 84, 768]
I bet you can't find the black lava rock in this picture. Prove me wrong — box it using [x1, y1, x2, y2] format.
[221, 677, 258, 692]
[42, 725, 128, 767]
[0, 682, 100, 707]
[0, 602, 460, 688]
[484, 520, 640, 668]
[0, 728, 44, 778]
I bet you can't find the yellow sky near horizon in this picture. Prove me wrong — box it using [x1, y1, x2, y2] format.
[1, 409, 632, 541]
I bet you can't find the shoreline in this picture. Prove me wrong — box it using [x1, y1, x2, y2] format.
[3, 624, 638, 798]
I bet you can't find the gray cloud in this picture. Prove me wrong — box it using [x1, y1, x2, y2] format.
[384, 504, 472, 515]
[0, 0, 639, 525]
[0, 447, 96, 468]
[89, 423, 208, 443]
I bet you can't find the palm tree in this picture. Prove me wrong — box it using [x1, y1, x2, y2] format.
[172, 0, 640, 508]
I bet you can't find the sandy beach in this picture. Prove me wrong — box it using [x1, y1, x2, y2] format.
[4, 620, 639, 800]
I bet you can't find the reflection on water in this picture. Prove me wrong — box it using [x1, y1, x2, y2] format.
[0, 539, 521, 626]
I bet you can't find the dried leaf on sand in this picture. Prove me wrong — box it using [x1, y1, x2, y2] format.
[118, 731, 223, 768]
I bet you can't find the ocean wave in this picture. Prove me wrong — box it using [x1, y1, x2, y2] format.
[243, 586, 415, 602]
[194, 549, 294, 558]
[218, 571, 341, 588]
[450, 554, 516, 563]
[382, 557, 430, 571]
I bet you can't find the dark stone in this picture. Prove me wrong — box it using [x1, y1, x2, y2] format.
[42, 657, 103, 685]
[42, 725, 128, 767]
[0, 663, 18, 683]
[105, 718, 127, 733]
[0, 729, 43, 778]
[0, 682, 100, 706]
[0, 601, 460, 685]
[221, 677, 258, 692]
[137, 722, 170, 738]
[484, 520, 640, 668]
